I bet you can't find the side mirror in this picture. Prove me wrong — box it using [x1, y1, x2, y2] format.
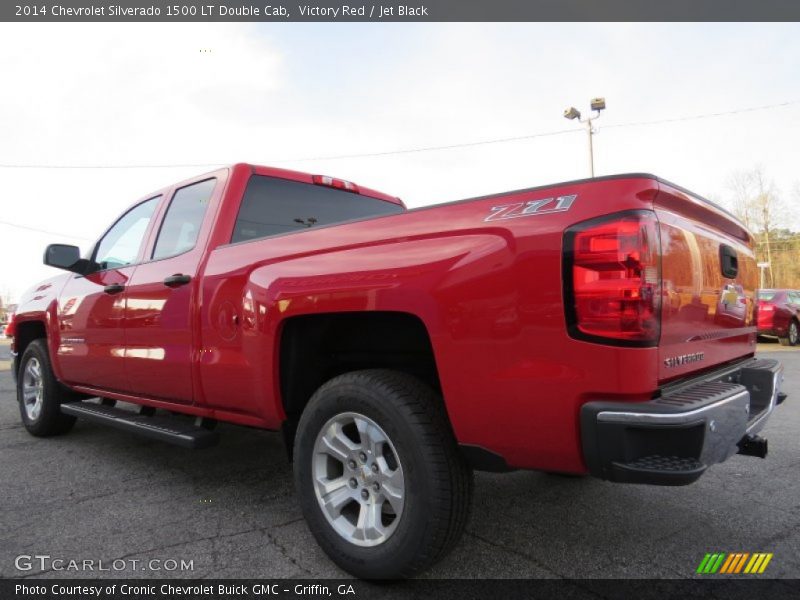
[44, 244, 93, 274]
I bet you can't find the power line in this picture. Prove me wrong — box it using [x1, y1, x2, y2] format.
[0, 127, 583, 169]
[604, 99, 800, 130]
[272, 127, 582, 163]
[0, 98, 797, 170]
[0, 219, 93, 241]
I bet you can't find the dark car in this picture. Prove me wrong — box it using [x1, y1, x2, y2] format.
[757, 289, 800, 346]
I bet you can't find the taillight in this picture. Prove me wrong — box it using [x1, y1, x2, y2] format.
[757, 301, 774, 326]
[312, 174, 360, 193]
[564, 210, 661, 346]
[4, 313, 15, 338]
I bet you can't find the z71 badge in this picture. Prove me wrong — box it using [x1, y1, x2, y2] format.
[485, 194, 577, 222]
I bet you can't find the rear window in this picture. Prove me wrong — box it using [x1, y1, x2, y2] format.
[758, 291, 777, 301]
[231, 175, 403, 244]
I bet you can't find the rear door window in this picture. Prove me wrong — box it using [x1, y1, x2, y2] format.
[152, 179, 216, 260]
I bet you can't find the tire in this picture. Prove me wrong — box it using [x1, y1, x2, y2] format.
[293, 369, 473, 579]
[17, 339, 77, 436]
[779, 320, 799, 347]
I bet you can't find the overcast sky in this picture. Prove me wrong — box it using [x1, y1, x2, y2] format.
[1, 22, 799, 302]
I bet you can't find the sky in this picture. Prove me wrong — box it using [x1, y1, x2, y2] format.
[1, 22, 799, 302]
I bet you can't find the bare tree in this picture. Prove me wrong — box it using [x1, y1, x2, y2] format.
[727, 169, 756, 229]
[725, 167, 786, 287]
[755, 169, 776, 284]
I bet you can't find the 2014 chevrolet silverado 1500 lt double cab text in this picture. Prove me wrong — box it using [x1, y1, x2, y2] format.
[8, 164, 787, 578]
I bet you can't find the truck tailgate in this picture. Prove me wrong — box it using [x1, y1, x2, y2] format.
[654, 180, 757, 383]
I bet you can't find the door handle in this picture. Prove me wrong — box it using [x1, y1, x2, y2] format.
[163, 273, 192, 288]
[719, 244, 738, 278]
[103, 283, 125, 295]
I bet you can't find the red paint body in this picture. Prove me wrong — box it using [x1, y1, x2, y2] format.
[11, 165, 759, 472]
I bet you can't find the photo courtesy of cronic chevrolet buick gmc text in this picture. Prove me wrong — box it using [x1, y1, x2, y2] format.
[8, 164, 787, 578]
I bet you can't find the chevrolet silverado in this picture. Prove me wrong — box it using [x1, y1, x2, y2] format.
[9, 164, 786, 578]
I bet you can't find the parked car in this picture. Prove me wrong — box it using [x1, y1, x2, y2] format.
[757, 289, 800, 346]
[2, 313, 14, 338]
[9, 165, 785, 578]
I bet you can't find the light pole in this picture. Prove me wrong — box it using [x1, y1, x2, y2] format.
[757, 262, 770, 290]
[563, 97, 606, 177]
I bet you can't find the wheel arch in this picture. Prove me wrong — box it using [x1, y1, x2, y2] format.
[277, 311, 443, 456]
[12, 319, 47, 378]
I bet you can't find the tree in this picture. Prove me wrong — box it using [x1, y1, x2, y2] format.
[728, 169, 756, 230]
[725, 167, 786, 287]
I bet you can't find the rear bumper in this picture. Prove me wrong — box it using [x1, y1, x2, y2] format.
[757, 328, 785, 338]
[581, 358, 784, 486]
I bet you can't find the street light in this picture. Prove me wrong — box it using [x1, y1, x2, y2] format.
[757, 261, 771, 289]
[563, 97, 606, 177]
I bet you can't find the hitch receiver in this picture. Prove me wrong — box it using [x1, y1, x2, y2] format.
[737, 434, 768, 459]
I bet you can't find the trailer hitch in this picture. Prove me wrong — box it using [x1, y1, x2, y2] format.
[737, 434, 768, 459]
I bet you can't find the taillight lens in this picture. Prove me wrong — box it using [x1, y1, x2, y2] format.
[4, 313, 15, 338]
[757, 301, 774, 326]
[564, 210, 661, 346]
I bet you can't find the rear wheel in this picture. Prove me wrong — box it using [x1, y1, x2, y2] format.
[17, 339, 77, 436]
[293, 369, 472, 579]
[779, 320, 799, 346]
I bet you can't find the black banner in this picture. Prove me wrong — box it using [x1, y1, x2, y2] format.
[3, 0, 800, 22]
[4, 579, 800, 600]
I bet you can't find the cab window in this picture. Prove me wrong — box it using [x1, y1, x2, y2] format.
[94, 197, 160, 270]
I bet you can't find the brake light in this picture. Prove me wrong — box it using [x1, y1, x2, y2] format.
[564, 210, 661, 346]
[4, 313, 15, 338]
[312, 175, 360, 194]
[757, 301, 774, 327]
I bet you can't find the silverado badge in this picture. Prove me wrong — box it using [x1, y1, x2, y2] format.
[664, 352, 705, 368]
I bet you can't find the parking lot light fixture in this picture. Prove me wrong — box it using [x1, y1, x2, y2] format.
[563, 97, 606, 177]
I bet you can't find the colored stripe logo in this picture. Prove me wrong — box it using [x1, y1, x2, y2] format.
[696, 552, 773, 574]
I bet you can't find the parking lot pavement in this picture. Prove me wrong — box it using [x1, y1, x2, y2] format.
[1, 337, 799, 580]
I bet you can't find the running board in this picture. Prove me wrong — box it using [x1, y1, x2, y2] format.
[61, 402, 220, 449]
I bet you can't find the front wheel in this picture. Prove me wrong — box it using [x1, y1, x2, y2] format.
[779, 320, 799, 346]
[293, 369, 473, 579]
[17, 339, 77, 436]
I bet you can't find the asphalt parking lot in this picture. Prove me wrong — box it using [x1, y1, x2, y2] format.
[1, 337, 798, 580]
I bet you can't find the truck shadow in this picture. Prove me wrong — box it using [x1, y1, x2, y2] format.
[29, 409, 797, 579]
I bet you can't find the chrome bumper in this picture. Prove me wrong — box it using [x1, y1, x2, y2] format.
[581, 358, 784, 485]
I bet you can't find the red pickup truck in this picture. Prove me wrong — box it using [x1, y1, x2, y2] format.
[9, 164, 785, 578]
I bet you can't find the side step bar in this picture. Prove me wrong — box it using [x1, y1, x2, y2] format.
[61, 401, 220, 449]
